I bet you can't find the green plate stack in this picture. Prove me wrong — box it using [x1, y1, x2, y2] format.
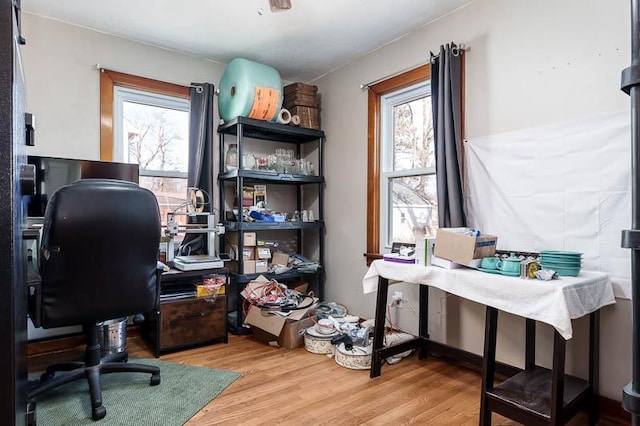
[540, 250, 582, 277]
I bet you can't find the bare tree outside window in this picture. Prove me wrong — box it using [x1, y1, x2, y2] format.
[119, 97, 190, 229]
[382, 85, 438, 247]
[123, 102, 188, 174]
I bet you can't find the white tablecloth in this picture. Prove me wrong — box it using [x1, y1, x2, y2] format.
[362, 260, 616, 339]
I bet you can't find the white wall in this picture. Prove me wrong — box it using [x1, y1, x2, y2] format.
[317, 0, 632, 400]
[22, 13, 225, 160]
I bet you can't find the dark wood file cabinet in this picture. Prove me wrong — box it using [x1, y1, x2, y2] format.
[143, 268, 228, 357]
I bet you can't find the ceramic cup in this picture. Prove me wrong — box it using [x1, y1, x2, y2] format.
[496, 256, 521, 274]
[480, 257, 500, 270]
[316, 318, 334, 335]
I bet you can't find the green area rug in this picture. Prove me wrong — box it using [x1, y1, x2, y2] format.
[31, 358, 241, 425]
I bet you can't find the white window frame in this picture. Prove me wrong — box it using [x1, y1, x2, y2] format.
[380, 81, 435, 250]
[113, 86, 190, 178]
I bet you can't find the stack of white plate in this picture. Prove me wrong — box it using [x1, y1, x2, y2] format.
[539, 250, 582, 277]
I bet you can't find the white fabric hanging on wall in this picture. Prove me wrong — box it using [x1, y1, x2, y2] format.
[465, 111, 631, 299]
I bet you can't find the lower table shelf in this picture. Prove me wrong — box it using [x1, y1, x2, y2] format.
[485, 366, 590, 423]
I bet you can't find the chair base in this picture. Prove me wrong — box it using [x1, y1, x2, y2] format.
[28, 325, 160, 421]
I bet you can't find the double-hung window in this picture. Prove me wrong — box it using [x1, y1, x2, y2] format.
[380, 82, 437, 248]
[366, 65, 439, 262]
[100, 70, 190, 226]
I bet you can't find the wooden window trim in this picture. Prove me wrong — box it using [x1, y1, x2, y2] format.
[365, 65, 430, 265]
[99, 70, 190, 161]
[365, 55, 465, 266]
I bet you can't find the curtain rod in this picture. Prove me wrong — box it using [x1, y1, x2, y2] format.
[359, 42, 467, 91]
[94, 64, 219, 94]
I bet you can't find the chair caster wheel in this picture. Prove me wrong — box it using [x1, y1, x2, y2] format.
[92, 405, 106, 420]
[150, 374, 161, 386]
[40, 371, 55, 383]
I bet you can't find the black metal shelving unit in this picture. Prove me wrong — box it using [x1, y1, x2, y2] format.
[217, 117, 325, 334]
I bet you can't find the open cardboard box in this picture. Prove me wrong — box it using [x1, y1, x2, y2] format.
[246, 309, 316, 349]
[241, 275, 318, 349]
[433, 228, 497, 265]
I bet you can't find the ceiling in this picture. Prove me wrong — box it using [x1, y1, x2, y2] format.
[22, 0, 472, 82]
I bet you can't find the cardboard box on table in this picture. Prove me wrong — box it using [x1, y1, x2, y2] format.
[241, 275, 317, 349]
[433, 229, 497, 266]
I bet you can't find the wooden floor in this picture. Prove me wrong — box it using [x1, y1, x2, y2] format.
[107, 335, 625, 426]
[28, 333, 628, 425]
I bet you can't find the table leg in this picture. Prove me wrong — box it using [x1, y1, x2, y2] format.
[550, 330, 566, 425]
[589, 310, 600, 425]
[480, 306, 498, 426]
[525, 318, 536, 371]
[418, 284, 429, 359]
[370, 276, 389, 378]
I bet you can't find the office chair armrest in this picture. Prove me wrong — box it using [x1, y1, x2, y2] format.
[155, 262, 166, 307]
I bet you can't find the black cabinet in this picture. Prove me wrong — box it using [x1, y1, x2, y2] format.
[217, 117, 325, 333]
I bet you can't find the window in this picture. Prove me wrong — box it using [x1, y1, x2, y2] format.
[366, 61, 465, 263]
[99, 70, 190, 226]
[366, 65, 432, 263]
[380, 82, 437, 248]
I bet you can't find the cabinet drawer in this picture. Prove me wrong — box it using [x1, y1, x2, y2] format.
[160, 296, 226, 349]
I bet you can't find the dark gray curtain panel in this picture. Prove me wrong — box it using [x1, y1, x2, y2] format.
[188, 83, 215, 199]
[180, 82, 215, 255]
[431, 43, 466, 228]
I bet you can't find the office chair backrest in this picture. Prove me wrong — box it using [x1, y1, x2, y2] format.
[39, 179, 161, 328]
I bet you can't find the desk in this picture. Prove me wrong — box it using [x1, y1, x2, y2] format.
[362, 260, 615, 425]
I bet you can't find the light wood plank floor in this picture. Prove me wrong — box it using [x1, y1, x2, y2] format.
[115, 335, 623, 426]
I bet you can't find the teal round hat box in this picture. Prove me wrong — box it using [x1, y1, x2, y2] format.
[218, 58, 283, 122]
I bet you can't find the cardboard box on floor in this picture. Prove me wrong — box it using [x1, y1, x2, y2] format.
[241, 275, 318, 349]
[248, 310, 316, 349]
[433, 228, 497, 265]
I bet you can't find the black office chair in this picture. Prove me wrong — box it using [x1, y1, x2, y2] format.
[28, 179, 162, 421]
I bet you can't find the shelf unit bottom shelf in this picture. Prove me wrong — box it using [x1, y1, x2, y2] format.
[485, 366, 590, 423]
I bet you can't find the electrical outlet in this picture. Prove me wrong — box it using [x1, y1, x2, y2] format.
[392, 291, 403, 308]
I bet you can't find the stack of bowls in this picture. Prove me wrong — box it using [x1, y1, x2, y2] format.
[539, 250, 582, 276]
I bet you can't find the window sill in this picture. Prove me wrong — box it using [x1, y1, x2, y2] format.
[363, 252, 383, 266]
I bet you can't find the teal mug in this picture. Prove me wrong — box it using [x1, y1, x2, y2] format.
[480, 257, 500, 270]
[496, 254, 521, 274]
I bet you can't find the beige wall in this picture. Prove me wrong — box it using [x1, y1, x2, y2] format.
[22, 13, 225, 160]
[316, 0, 631, 399]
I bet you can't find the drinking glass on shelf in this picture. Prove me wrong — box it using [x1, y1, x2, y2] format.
[268, 154, 277, 171]
[287, 149, 296, 173]
[299, 160, 310, 176]
[280, 149, 293, 173]
[242, 154, 256, 170]
[255, 155, 269, 170]
[275, 148, 286, 173]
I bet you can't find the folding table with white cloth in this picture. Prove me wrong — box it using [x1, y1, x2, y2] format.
[362, 259, 616, 425]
